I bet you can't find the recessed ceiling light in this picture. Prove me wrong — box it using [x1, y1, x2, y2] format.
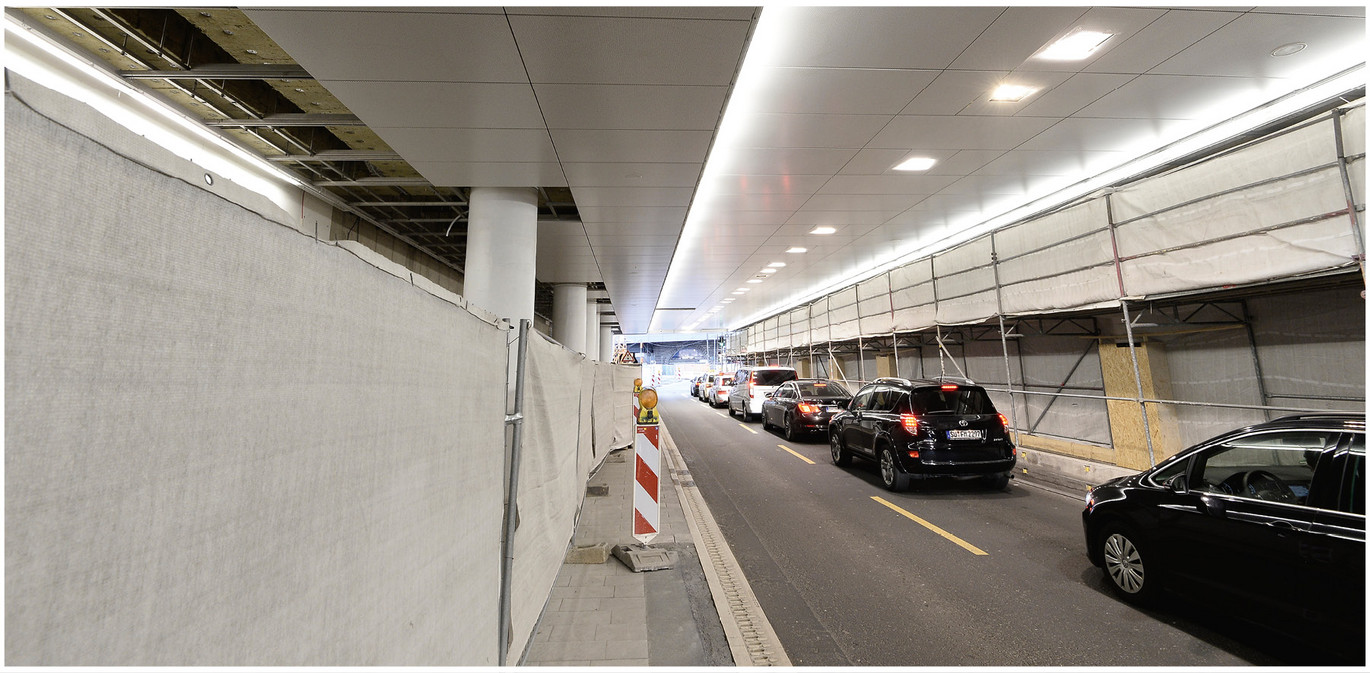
[747, 279, 763, 283]
[810, 226, 837, 235]
[989, 84, 1039, 102]
[786, 247, 807, 254]
[760, 268, 778, 274]
[736, 287, 751, 292]
[1271, 42, 1307, 57]
[1036, 28, 1114, 61]
[731, 291, 745, 295]
[893, 156, 937, 171]
[767, 262, 786, 268]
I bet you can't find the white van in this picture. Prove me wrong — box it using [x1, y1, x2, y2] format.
[728, 366, 798, 421]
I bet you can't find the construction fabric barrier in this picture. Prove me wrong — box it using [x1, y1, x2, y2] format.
[736, 103, 1365, 353]
[5, 73, 508, 665]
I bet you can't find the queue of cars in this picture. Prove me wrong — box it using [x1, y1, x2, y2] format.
[684, 365, 1365, 657]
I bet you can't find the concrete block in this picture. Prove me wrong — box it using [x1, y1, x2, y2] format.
[612, 544, 677, 572]
[565, 542, 611, 564]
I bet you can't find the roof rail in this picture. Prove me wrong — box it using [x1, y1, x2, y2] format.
[874, 377, 912, 385]
[935, 375, 977, 386]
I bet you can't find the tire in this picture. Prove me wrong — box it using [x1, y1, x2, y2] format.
[1098, 523, 1161, 604]
[878, 445, 909, 492]
[761, 409, 772, 430]
[985, 472, 1010, 491]
[830, 432, 851, 466]
[784, 413, 799, 441]
[728, 403, 737, 418]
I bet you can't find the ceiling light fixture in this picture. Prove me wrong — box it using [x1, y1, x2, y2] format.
[786, 247, 807, 254]
[989, 84, 1039, 102]
[760, 268, 778, 274]
[892, 156, 937, 171]
[731, 291, 745, 295]
[747, 279, 763, 284]
[1036, 28, 1115, 61]
[767, 262, 787, 268]
[1271, 42, 1307, 57]
[809, 226, 837, 235]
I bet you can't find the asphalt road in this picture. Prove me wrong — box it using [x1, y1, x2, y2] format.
[660, 382, 1302, 666]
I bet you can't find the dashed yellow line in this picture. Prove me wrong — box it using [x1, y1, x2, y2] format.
[737, 423, 757, 434]
[871, 496, 988, 556]
[777, 444, 816, 464]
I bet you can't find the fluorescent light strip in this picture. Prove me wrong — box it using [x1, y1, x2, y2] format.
[731, 63, 1366, 331]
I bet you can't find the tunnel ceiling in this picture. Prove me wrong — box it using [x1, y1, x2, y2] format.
[11, 6, 1365, 335]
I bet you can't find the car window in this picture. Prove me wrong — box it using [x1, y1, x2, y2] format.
[1339, 435, 1364, 515]
[1191, 431, 1337, 505]
[720, 377, 734, 387]
[852, 388, 874, 411]
[753, 369, 797, 386]
[797, 380, 850, 398]
[909, 386, 995, 415]
[775, 383, 792, 399]
[1149, 457, 1189, 487]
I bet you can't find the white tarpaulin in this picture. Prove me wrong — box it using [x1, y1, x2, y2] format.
[6, 75, 507, 665]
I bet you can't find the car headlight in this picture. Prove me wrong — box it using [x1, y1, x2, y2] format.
[1084, 487, 1095, 512]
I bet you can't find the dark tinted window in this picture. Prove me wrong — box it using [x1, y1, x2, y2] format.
[851, 388, 874, 411]
[909, 386, 996, 414]
[797, 381, 850, 398]
[752, 369, 798, 386]
[869, 386, 905, 413]
[1341, 435, 1364, 515]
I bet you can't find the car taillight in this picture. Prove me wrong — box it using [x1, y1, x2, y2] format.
[998, 413, 1008, 427]
[798, 403, 819, 414]
[940, 384, 958, 391]
[900, 413, 919, 434]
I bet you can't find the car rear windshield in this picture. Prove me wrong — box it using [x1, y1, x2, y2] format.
[910, 387, 995, 414]
[797, 381, 849, 397]
[751, 370, 798, 386]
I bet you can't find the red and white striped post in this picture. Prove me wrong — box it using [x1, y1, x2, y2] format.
[633, 388, 661, 545]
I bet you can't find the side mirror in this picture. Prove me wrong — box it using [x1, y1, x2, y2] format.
[1166, 475, 1188, 494]
[765, 392, 774, 398]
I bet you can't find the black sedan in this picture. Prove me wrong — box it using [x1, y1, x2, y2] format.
[1083, 412, 1364, 661]
[760, 379, 852, 441]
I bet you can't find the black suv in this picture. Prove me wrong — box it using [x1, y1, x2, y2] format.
[828, 377, 1016, 491]
[1082, 412, 1364, 660]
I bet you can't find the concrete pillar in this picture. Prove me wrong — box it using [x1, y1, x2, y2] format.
[1100, 339, 1181, 470]
[585, 302, 601, 361]
[552, 283, 588, 353]
[463, 187, 538, 324]
[599, 325, 614, 362]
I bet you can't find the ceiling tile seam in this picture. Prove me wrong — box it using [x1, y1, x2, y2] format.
[501, 7, 602, 295]
[645, 9, 763, 332]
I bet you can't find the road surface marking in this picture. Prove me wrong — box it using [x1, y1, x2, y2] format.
[870, 496, 988, 556]
[777, 444, 816, 464]
[737, 423, 757, 434]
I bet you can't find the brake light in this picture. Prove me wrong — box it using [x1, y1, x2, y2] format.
[940, 384, 958, 391]
[798, 403, 819, 414]
[900, 413, 919, 433]
[998, 413, 1009, 427]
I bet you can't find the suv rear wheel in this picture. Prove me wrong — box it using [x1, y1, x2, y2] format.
[878, 445, 909, 492]
[830, 433, 851, 466]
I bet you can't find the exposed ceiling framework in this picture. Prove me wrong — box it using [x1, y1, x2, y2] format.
[11, 6, 1365, 336]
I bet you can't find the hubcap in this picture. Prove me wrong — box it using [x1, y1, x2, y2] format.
[880, 451, 895, 485]
[830, 436, 841, 461]
[1103, 533, 1145, 594]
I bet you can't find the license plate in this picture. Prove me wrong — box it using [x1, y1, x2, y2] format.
[947, 429, 984, 440]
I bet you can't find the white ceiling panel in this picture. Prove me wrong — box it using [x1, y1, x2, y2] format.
[793, 193, 925, 213]
[898, 70, 1012, 116]
[769, 6, 1006, 69]
[536, 84, 729, 130]
[704, 173, 830, 196]
[506, 7, 758, 20]
[374, 128, 557, 164]
[411, 162, 567, 188]
[562, 163, 704, 188]
[553, 129, 714, 163]
[747, 67, 939, 115]
[869, 115, 1060, 150]
[1015, 73, 1137, 118]
[510, 15, 753, 85]
[319, 81, 543, 129]
[1078, 74, 1285, 121]
[818, 174, 962, 196]
[1016, 116, 1198, 153]
[1155, 12, 1367, 78]
[949, 7, 1088, 70]
[840, 149, 1006, 176]
[571, 187, 696, 209]
[959, 72, 1076, 116]
[1084, 9, 1240, 75]
[247, 10, 527, 82]
[578, 207, 688, 225]
[715, 147, 859, 176]
[706, 193, 812, 212]
[733, 112, 891, 149]
[972, 150, 1130, 177]
[786, 210, 897, 226]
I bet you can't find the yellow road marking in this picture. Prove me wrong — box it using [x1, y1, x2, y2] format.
[777, 444, 816, 465]
[870, 496, 988, 556]
[737, 423, 757, 434]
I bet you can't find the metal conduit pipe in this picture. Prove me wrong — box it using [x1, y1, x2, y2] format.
[498, 319, 532, 666]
